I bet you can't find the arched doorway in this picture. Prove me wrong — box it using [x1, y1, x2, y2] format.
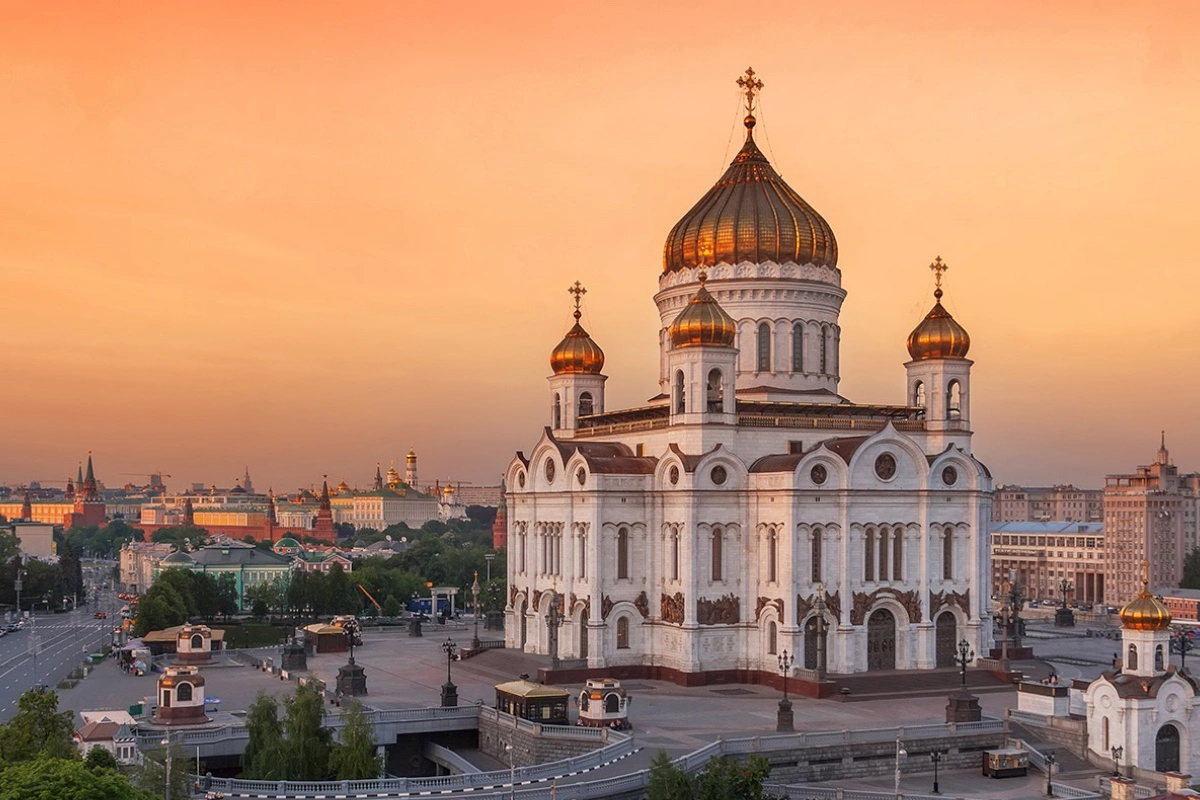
[579, 611, 589, 659]
[804, 617, 819, 670]
[867, 609, 896, 671]
[1156, 724, 1181, 773]
[936, 612, 957, 668]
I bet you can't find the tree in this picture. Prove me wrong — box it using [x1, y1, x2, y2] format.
[0, 689, 77, 763]
[1183, 547, 1200, 590]
[154, 568, 197, 617]
[215, 573, 239, 616]
[132, 739, 193, 800]
[646, 752, 772, 800]
[242, 691, 284, 780]
[328, 700, 381, 780]
[280, 683, 332, 780]
[647, 750, 692, 800]
[189, 572, 220, 619]
[83, 745, 118, 771]
[382, 594, 402, 618]
[0, 756, 157, 800]
[149, 525, 208, 550]
[133, 582, 188, 636]
[325, 563, 358, 615]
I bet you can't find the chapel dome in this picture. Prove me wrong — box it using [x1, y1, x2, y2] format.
[1120, 584, 1171, 632]
[669, 273, 737, 348]
[907, 260, 971, 361]
[550, 286, 604, 375]
[162, 550, 193, 564]
[663, 115, 837, 273]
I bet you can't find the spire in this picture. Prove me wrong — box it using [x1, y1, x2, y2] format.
[20, 490, 32, 521]
[76, 463, 83, 485]
[84, 453, 95, 484]
[373, 463, 384, 491]
[1157, 431, 1170, 465]
[568, 281, 586, 323]
[320, 476, 331, 511]
[930, 255, 948, 302]
[736, 67, 764, 138]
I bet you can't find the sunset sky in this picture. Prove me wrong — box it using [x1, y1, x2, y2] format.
[2, 1, 1198, 493]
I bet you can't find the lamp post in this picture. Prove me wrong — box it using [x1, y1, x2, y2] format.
[1111, 745, 1123, 777]
[441, 638, 458, 707]
[776, 649, 794, 732]
[1173, 630, 1194, 672]
[505, 741, 515, 800]
[471, 571, 481, 650]
[485, 553, 495, 583]
[815, 584, 828, 681]
[930, 750, 943, 795]
[894, 734, 907, 800]
[1045, 750, 1057, 797]
[161, 732, 173, 799]
[955, 638, 975, 688]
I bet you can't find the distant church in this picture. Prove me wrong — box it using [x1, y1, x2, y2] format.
[503, 70, 993, 681]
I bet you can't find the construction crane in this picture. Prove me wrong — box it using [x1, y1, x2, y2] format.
[356, 584, 383, 613]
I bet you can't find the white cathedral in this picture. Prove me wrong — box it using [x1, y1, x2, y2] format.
[504, 71, 994, 681]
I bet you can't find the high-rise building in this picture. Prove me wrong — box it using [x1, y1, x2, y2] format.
[992, 484, 1103, 523]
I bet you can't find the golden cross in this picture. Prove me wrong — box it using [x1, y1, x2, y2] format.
[568, 281, 587, 320]
[929, 256, 948, 290]
[737, 67, 764, 116]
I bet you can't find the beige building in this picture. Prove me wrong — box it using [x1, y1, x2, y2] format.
[992, 484, 1103, 523]
[991, 521, 1105, 604]
[11, 522, 55, 558]
[119, 541, 175, 594]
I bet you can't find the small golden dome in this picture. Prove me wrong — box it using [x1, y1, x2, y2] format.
[907, 257, 971, 361]
[1120, 566, 1171, 631]
[551, 282, 605, 375]
[669, 272, 737, 348]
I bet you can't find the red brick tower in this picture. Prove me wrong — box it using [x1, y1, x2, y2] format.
[492, 477, 508, 549]
[312, 478, 335, 543]
[263, 490, 278, 543]
[70, 454, 106, 527]
[183, 498, 195, 527]
[20, 491, 32, 522]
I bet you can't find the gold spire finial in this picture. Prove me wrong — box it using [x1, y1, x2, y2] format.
[1141, 559, 1150, 595]
[930, 256, 948, 300]
[568, 281, 587, 321]
[697, 269, 708, 286]
[737, 68, 764, 133]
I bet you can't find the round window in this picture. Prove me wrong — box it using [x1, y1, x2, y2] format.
[874, 453, 897, 481]
[942, 466, 958, 486]
[810, 464, 827, 486]
[545, 460, 556, 483]
[711, 466, 727, 486]
[669, 465, 679, 485]
[517, 471, 526, 488]
[576, 467, 586, 486]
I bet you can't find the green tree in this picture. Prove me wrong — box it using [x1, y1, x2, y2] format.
[149, 525, 208, 550]
[280, 683, 332, 780]
[0, 528, 21, 562]
[647, 750, 692, 800]
[646, 752, 772, 800]
[326, 563, 358, 615]
[133, 582, 188, 636]
[154, 568, 197, 616]
[1182, 547, 1200, 590]
[189, 572, 220, 619]
[382, 594, 402, 618]
[242, 691, 284, 780]
[0, 756, 157, 800]
[83, 745, 118, 771]
[215, 573, 239, 616]
[132, 739, 192, 800]
[0, 689, 77, 763]
[328, 700, 381, 780]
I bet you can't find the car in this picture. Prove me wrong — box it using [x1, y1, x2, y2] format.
[94, 612, 108, 619]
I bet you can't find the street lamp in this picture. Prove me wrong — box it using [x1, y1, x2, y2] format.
[1111, 745, 1123, 777]
[485, 553, 496, 583]
[894, 735, 907, 800]
[1173, 630, 1194, 672]
[776, 649, 794, 732]
[441, 638, 458, 707]
[471, 571, 481, 650]
[161, 732, 173, 799]
[930, 750, 943, 794]
[954, 638, 975, 688]
[1045, 750, 1057, 797]
[505, 741, 515, 800]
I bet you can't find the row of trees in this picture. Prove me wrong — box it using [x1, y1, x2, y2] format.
[133, 567, 240, 635]
[647, 751, 775, 800]
[243, 685, 380, 781]
[0, 528, 84, 614]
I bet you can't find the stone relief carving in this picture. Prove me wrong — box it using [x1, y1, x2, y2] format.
[601, 595, 614, 621]
[510, 586, 520, 607]
[661, 592, 685, 625]
[850, 587, 922, 626]
[797, 590, 841, 625]
[658, 262, 843, 292]
[929, 589, 971, 619]
[634, 591, 650, 620]
[532, 592, 540, 612]
[755, 596, 784, 621]
[697, 593, 740, 625]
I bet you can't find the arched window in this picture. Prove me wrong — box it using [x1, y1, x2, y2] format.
[792, 324, 804, 372]
[176, 682, 193, 702]
[1103, 717, 1110, 751]
[811, 528, 823, 583]
[947, 381, 962, 420]
[553, 394, 562, 428]
[616, 617, 630, 649]
[913, 381, 926, 409]
[757, 323, 771, 372]
[674, 370, 686, 414]
[191, 634, 203, 649]
[892, 529, 903, 581]
[579, 391, 594, 417]
[864, 528, 875, 582]
[942, 530, 953, 580]
[1128, 644, 1139, 670]
[579, 533, 587, 579]
[616, 528, 629, 580]
[820, 326, 828, 373]
[711, 529, 723, 582]
[707, 369, 723, 412]
[767, 530, 778, 583]
[1156, 645, 1165, 671]
[878, 527, 889, 582]
[768, 621, 777, 655]
[670, 530, 679, 581]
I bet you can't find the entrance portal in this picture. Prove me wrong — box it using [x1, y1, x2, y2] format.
[1156, 724, 1181, 773]
[867, 608, 896, 671]
[936, 612, 957, 668]
[804, 617, 818, 670]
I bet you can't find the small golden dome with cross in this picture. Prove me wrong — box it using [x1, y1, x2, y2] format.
[550, 282, 605, 375]
[907, 257, 971, 361]
[669, 272, 737, 348]
[1120, 562, 1171, 631]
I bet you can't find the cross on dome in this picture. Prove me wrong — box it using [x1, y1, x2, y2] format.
[930, 256, 948, 299]
[736, 67, 764, 116]
[568, 281, 587, 321]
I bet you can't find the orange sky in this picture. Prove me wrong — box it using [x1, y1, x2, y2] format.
[2, 1, 1199, 493]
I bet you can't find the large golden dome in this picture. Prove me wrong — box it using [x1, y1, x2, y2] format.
[1121, 569, 1171, 631]
[669, 272, 737, 348]
[907, 258, 971, 361]
[663, 115, 837, 273]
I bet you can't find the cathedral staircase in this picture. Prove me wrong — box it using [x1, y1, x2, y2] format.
[830, 667, 1013, 701]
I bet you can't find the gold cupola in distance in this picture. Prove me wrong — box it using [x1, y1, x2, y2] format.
[669, 271, 737, 348]
[550, 281, 605, 375]
[907, 256, 971, 361]
[663, 67, 838, 273]
[1120, 562, 1172, 631]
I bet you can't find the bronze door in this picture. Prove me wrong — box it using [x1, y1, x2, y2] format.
[804, 617, 819, 670]
[936, 612, 957, 668]
[867, 609, 896, 671]
[1156, 725, 1180, 773]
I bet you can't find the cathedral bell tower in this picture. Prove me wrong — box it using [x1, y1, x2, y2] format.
[1118, 564, 1172, 678]
[547, 282, 606, 437]
[665, 271, 738, 426]
[905, 257, 973, 453]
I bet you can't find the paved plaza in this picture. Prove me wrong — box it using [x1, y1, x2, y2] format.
[52, 617, 1131, 797]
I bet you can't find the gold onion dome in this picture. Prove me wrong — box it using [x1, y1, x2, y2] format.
[669, 272, 737, 348]
[662, 100, 837, 273]
[1120, 567, 1171, 631]
[906, 257, 971, 361]
[550, 282, 605, 375]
